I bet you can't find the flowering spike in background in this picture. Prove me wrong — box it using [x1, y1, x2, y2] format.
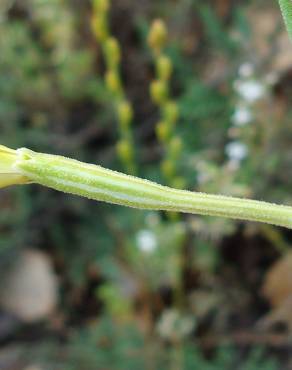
[91, 0, 137, 174]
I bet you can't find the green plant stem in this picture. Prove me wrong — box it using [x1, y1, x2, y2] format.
[0, 146, 288, 229]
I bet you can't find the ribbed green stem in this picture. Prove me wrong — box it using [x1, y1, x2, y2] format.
[6, 147, 292, 230]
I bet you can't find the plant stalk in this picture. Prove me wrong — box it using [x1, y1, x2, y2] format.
[1, 145, 292, 229]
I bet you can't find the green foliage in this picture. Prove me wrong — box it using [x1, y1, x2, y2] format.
[28, 317, 279, 370]
[198, 4, 238, 54]
[0, 0, 290, 368]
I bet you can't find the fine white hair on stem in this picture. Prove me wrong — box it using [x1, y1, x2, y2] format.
[0, 146, 287, 229]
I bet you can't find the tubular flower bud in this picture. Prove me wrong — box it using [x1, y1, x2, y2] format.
[0, 145, 30, 188]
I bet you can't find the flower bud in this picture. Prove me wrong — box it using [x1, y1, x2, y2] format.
[169, 137, 182, 159]
[161, 159, 175, 179]
[148, 19, 168, 53]
[150, 80, 168, 104]
[163, 101, 179, 124]
[93, 0, 110, 13]
[91, 14, 108, 42]
[117, 101, 133, 130]
[156, 55, 173, 81]
[116, 140, 133, 164]
[105, 70, 122, 95]
[156, 121, 170, 143]
[104, 37, 121, 69]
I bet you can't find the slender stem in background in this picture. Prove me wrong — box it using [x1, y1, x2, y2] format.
[0, 146, 289, 229]
[278, 0, 292, 40]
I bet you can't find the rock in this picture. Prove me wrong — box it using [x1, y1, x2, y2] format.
[0, 249, 58, 323]
[259, 252, 292, 331]
[262, 251, 292, 308]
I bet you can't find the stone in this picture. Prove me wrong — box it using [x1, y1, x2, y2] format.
[0, 249, 58, 322]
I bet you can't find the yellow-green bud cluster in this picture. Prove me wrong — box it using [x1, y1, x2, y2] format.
[105, 70, 122, 96]
[91, 0, 109, 42]
[157, 55, 173, 81]
[150, 80, 168, 104]
[118, 101, 133, 131]
[148, 19, 183, 189]
[93, 0, 109, 13]
[91, 0, 136, 174]
[148, 19, 168, 54]
[104, 37, 121, 70]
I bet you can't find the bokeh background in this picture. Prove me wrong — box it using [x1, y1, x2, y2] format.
[0, 0, 292, 369]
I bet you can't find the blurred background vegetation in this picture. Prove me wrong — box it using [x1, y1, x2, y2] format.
[0, 0, 292, 369]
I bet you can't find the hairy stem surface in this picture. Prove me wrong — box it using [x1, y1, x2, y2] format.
[1, 146, 289, 229]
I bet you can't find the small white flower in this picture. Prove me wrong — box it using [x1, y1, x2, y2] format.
[231, 106, 253, 126]
[234, 80, 266, 102]
[225, 141, 248, 161]
[238, 62, 254, 78]
[136, 230, 157, 253]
